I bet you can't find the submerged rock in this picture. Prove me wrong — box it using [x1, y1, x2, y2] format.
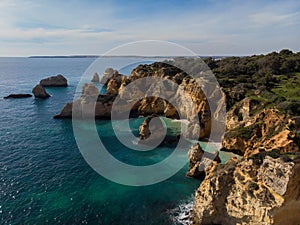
[32, 84, 50, 99]
[4, 94, 32, 99]
[191, 151, 300, 225]
[40, 74, 68, 87]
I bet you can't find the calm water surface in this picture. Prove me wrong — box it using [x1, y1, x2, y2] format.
[0, 57, 234, 224]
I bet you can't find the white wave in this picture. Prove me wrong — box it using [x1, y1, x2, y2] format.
[169, 195, 195, 225]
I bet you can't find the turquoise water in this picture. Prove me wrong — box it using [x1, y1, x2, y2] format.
[0, 57, 201, 224]
[0, 57, 235, 224]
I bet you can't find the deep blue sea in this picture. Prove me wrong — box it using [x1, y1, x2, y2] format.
[0, 57, 235, 224]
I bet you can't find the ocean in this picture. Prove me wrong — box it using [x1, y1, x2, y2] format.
[0, 57, 235, 224]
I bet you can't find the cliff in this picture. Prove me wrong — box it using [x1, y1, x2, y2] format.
[188, 50, 300, 225]
[192, 151, 300, 225]
[222, 105, 299, 157]
[54, 62, 215, 140]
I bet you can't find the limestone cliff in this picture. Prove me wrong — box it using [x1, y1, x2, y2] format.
[192, 151, 300, 225]
[186, 143, 221, 178]
[54, 62, 216, 140]
[222, 106, 299, 157]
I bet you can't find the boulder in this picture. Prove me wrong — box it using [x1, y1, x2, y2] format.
[40, 74, 68, 87]
[4, 94, 32, 99]
[32, 84, 50, 99]
[91, 73, 100, 82]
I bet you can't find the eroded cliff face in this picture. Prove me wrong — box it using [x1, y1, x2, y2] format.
[222, 105, 299, 157]
[192, 151, 300, 225]
[54, 62, 217, 140]
[186, 143, 221, 178]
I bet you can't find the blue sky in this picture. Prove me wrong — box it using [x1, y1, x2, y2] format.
[0, 0, 299, 56]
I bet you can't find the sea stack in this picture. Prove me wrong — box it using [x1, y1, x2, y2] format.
[91, 73, 100, 82]
[40, 74, 68, 87]
[32, 84, 50, 99]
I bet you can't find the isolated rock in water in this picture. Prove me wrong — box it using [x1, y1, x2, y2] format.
[40, 74, 68, 87]
[4, 94, 32, 99]
[32, 84, 50, 99]
[137, 115, 181, 146]
[186, 143, 221, 178]
[91, 73, 100, 82]
[192, 151, 300, 225]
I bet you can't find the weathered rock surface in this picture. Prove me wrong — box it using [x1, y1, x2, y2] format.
[192, 151, 300, 225]
[100, 68, 116, 85]
[138, 115, 179, 146]
[4, 94, 32, 99]
[54, 62, 224, 140]
[222, 108, 299, 157]
[32, 84, 50, 99]
[54, 83, 114, 119]
[40, 74, 68, 87]
[106, 72, 127, 95]
[186, 143, 221, 178]
[91, 73, 100, 82]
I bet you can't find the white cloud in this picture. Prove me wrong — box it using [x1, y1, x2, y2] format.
[249, 12, 299, 27]
[0, 0, 299, 56]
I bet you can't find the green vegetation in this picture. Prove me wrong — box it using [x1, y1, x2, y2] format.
[272, 73, 300, 101]
[226, 123, 260, 140]
[169, 49, 300, 115]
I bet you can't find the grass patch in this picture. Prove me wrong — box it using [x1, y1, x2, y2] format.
[272, 73, 300, 101]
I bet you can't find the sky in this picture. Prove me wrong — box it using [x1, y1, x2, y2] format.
[0, 0, 299, 56]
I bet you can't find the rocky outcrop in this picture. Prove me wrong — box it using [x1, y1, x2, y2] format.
[91, 73, 100, 82]
[40, 74, 68, 87]
[106, 72, 127, 95]
[138, 115, 179, 146]
[222, 108, 299, 157]
[226, 97, 256, 130]
[186, 143, 221, 178]
[192, 151, 300, 225]
[4, 94, 32, 99]
[54, 83, 114, 119]
[54, 62, 223, 140]
[32, 84, 50, 99]
[100, 68, 116, 85]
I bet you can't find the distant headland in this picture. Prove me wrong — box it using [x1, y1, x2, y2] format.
[28, 55, 228, 59]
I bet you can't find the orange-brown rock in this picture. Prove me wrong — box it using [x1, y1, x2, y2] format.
[222, 108, 299, 157]
[32, 84, 50, 99]
[186, 143, 221, 178]
[54, 62, 220, 140]
[192, 151, 300, 225]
